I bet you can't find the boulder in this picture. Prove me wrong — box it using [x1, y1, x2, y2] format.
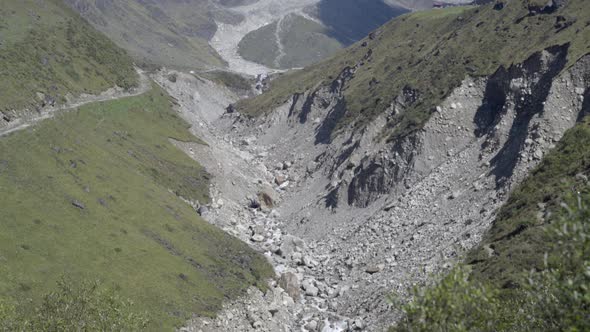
[302, 279, 319, 297]
[279, 235, 305, 259]
[251, 234, 265, 242]
[365, 264, 385, 274]
[257, 185, 279, 209]
[303, 255, 318, 268]
[279, 272, 300, 300]
[275, 175, 287, 186]
[197, 206, 208, 216]
[352, 318, 365, 330]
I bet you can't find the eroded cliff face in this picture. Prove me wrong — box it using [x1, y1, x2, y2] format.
[243, 46, 584, 208]
[186, 47, 588, 330]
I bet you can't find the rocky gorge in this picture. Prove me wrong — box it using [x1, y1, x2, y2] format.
[1, 0, 588, 330]
[151, 38, 589, 330]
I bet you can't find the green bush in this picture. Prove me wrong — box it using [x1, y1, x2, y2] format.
[520, 199, 590, 331]
[390, 266, 505, 332]
[1, 279, 148, 332]
[390, 198, 590, 332]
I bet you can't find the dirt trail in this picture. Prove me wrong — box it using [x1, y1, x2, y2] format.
[0, 68, 151, 137]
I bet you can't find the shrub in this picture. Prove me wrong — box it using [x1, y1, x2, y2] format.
[390, 266, 506, 332]
[390, 197, 590, 332]
[1, 278, 149, 332]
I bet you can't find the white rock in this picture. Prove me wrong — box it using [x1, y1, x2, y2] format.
[251, 234, 265, 242]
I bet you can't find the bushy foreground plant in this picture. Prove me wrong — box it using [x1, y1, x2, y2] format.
[1, 278, 148, 332]
[390, 197, 590, 332]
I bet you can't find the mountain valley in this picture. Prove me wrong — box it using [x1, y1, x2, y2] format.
[1, 0, 589, 331]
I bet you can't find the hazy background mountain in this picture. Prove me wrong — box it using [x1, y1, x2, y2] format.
[62, 0, 230, 69]
[63, 0, 438, 72]
[237, 0, 410, 69]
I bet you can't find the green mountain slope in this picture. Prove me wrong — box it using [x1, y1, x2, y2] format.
[237, 0, 409, 70]
[0, 0, 138, 114]
[467, 117, 590, 288]
[63, 0, 227, 70]
[238, 14, 344, 69]
[237, 0, 590, 141]
[0, 86, 273, 330]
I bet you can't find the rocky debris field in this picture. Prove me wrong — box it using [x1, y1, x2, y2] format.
[155, 49, 588, 332]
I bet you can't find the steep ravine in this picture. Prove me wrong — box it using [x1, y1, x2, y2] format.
[155, 49, 589, 331]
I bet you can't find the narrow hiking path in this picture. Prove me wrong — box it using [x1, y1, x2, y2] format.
[0, 68, 151, 137]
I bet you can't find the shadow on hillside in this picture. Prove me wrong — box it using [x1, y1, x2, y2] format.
[317, 0, 408, 45]
[473, 44, 569, 189]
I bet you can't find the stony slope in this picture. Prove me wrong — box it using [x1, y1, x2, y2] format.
[2, 1, 588, 331]
[148, 1, 590, 331]
[156, 48, 588, 331]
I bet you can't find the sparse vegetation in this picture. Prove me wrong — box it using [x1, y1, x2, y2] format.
[199, 70, 254, 92]
[237, 0, 590, 142]
[0, 0, 138, 113]
[0, 86, 273, 331]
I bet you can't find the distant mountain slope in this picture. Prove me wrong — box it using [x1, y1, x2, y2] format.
[385, 0, 433, 10]
[63, 0, 228, 70]
[314, 0, 410, 45]
[237, 0, 409, 69]
[0, 0, 138, 115]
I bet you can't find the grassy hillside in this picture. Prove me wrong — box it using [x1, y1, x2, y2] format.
[237, 0, 590, 141]
[0, 0, 138, 114]
[238, 21, 281, 68]
[467, 117, 590, 288]
[63, 0, 227, 70]
[238, 0, 409, 70]
[278, 14, 344, 69]
[238, 14, 343, 69]
[0, 86, 273, 330]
